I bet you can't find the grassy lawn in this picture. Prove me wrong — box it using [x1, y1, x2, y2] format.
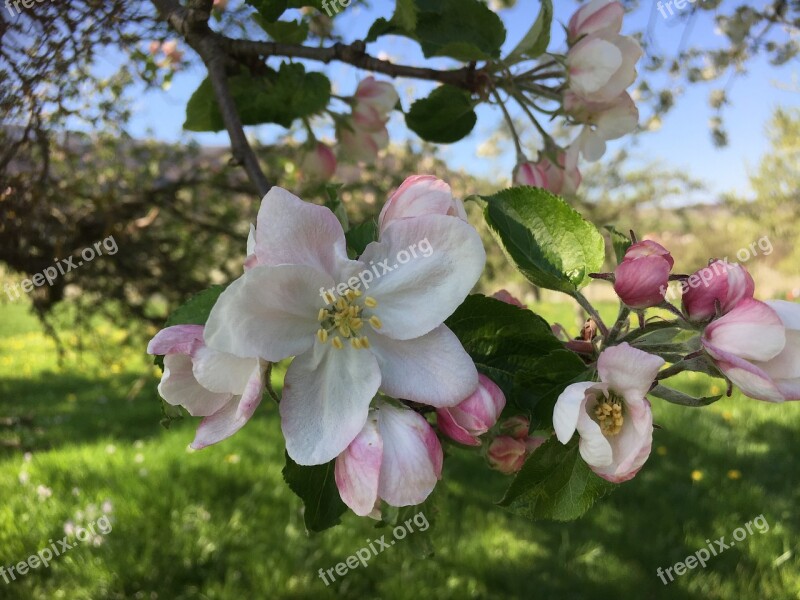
[0, 300, 798, 599]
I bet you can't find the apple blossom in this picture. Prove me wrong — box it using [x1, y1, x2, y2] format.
[614, 240, 673, 309]
[568, 0, 625, 43]
[566, 92, 639, 161]
[378, 175, 467, 234]
[487, 436, 528, 474]
[203, 184, 486, 465]
[354, 76, 399, 116]
[683, 260, 755, 322]
[513, 161, 549, 189]
[535, 147, 583, 196]
[335, 400, 443, 517]
[337, 122, 389, 164]
[492, 289, 525, 308]
[300, 142, 337, 181]
[553, 343, 664, 483]
[567, 33, 642, 103]
[147, 325, 265, 449]
[437, 374, 506, 446]
[701, 299, 789, 402]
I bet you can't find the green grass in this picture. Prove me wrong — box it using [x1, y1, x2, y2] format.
[0, 301, 799, 599]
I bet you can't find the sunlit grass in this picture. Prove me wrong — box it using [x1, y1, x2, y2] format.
[0, 301, 798, 599]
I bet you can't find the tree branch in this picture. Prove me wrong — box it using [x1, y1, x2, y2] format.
[150, 0, 271, 197]
[218, 38, 488, 93]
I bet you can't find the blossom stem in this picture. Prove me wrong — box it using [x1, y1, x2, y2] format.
[264, 362, 281, 404]
[572, 291, 610, 338]
[490, 86, 526, 161]
[605, 305, 631, 345]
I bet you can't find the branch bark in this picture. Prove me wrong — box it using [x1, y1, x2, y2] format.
[150, 0, 272, 197]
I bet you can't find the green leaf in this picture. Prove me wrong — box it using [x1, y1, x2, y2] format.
[514, 350, 591, 429]
[506, 0, 552, 62]
[446, 295, 563, 397]
[375, 499, 436, 558]
[164, 286, 226, 327]
[605, 225, 632, 265]
[184, 64, 330, 132]
[283, 454, 347, 532]
[649, 384, 722, 407]
[406, 85, 477, 144]
[482, 187, 606, 294]
[256, 18, 309, 43]
[367, 0, 506, 61]
[498, 437, 616, 521]
[345, 219, 379, 257]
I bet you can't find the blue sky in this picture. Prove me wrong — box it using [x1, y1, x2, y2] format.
[119, 0, 798, 202]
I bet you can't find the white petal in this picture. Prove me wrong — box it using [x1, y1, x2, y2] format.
[568, 37, 622, 95]
[704, 299, 785, 362]
[281, 343, 381, 465]
[368, 325, 478, 407]
[598, 343, 664, 401]
[358, 214, 485, 340]
[147, 324, 204, 356]
[576, 399, 614, 467]
[159, 354, 232, 417]
[192, 346, 259, 395]
[204, 265, 331, 362]
[553, 382, 596, 443]
[376, 401, 442, 507]
[592, 400, 653, 482]
[335, 413, 383, 517]
[253, 187, 352, 279]
[191, 374, 263, 450]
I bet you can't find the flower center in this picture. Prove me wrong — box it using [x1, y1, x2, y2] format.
[316, 289, 382, 350]
[594, 393, 624, 437]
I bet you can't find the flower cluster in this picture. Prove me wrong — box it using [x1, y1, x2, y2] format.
[337, 76, 399, 165]
[514, 0, 641, 194]
[149, 176, 517, 516]
[555, 236, 800, 483]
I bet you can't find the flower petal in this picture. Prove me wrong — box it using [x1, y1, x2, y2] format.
[576, 394, 614, 467]
[147, 324, 204, 356]
[704, 341, 785, 402]
[378, 175, 466, 233]
[376, 401, 442, 507]
[253, 187, 352, 279]
[358, 214, 485, 340]
[436, 408, 481, 446]
[190, 375, 262, 450]
[192, 346, 259, 395]
[159, 354, 232, 417]
[598, 343, 665, 401]
[703, 299, 785, 362]
[281, 343, 381, 465]
[204, 264, 331, 362]
[553, 382, 596, 443]
[592, 400, 653, 482]
[368, 325, 478, 407]
[335, 413, 383, 517]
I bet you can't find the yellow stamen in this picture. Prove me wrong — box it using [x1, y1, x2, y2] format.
[331, 336, 344, 350]
[369, 315, 383, 330]
[594, 394, 624, 437]
[318, 308, 329, 322]
[364, 296, 378, 308]
[316, 329, 328, 343]
[350, 337, 362, 349]
[338, 324, 351, 338]
[359, 336, 371, 348]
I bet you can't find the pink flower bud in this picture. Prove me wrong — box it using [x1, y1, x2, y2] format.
[300, 142, 337, 181]
[499, 415, 530, 439]
[352, 103, 388, 132]
[148, 41, 161, 55]
[513, 161, 549, 189]
[683, 260, 755, 322]
[337, 122, 389, 164]
[568, 0, 625, 44]
[492, 289, 524, 308]
[487, 436, 528, 474]
[213, 0, 228, 10]
[437, 374, 506, 446]
[354, 76, 399, 115]
[613, 240, 673, 309]
[378, 175, 467, 233]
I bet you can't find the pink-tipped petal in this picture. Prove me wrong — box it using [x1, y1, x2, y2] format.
[335, 414, 383, 516]
[598, 343, 665, 402]
[147, 324, 205, 356]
